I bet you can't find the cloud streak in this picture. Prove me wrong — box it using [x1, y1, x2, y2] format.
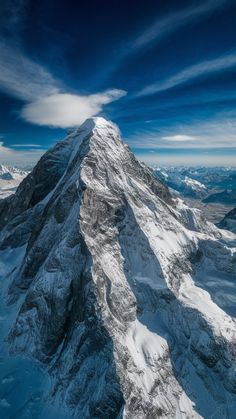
[162, 135, 196, 142]
[11, 143, 43, 147]
[126, 114, 236, 149]
[132, 0, 228, 51]
[0, 42, 60, 101]
[100, 0, 230, 81]
[0, 140, 44, 166]
[137, 52, 236, 96]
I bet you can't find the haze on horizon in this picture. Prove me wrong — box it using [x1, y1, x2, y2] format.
[0, 0, 236, 167]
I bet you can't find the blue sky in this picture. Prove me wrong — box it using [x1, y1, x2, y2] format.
[0, 0, 236, 167]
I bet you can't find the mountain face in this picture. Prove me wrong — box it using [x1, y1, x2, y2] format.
[0, 164, 28, 199]
[0, 118, 236, 418]
[218, 207, 236, 233]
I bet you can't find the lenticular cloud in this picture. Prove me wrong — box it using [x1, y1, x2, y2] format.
[21, 89, 126, 128]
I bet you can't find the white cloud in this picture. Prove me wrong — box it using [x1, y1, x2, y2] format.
[21, 90, 126, 128]
[137, 52, 236, 96]
[162, 135, 195, 142]
[0, 43, 126, 128]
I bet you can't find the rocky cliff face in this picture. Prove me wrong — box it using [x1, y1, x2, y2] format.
[0, 118, 236, 418]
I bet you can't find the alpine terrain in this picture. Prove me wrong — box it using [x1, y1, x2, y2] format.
[0, 117, 236, 418]
[0, 165, 28, 199]
[218, 207, 236, 234]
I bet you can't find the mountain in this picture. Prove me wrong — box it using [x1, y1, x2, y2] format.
[203, 189, 236, 205]
[0, 164, 28, 199]
[156, 167, 236, 190]
[192, 168, 236, 190]
[0, 118, 236, 418]
[154, 167, 236, 224]
[155, 167, 236, 202]
[218, 207, 236, 233]
[155, 168, 209, 199]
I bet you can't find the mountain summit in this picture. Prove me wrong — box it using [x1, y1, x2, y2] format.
[0, 118, 236, 418]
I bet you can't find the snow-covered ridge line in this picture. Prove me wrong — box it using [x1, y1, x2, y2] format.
[0, 117, 236, 418]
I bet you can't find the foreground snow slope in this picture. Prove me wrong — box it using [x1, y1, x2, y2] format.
[0, 117, 236, 418]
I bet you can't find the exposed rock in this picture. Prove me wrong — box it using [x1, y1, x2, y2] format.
[0, 117, 236, 418]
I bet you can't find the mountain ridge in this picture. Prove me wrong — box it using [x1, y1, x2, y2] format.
[0, 117, 236, 418]
[218, 207, 236, 233]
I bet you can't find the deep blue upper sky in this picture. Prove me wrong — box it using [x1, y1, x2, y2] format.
[0, 0, 236, 166]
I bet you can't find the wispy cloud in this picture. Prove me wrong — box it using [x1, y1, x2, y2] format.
[132, 0, 228, 51]
[100, 0, 230, 80]
[0, 42, 126, 128]
[11, 143, 42, 147]
[162, 135, 196, 142]
[137, 52, 236, 96]
[136, 149, 236, 167]
[0, 140, 44, 166]
[126, 113, 236, 149]
[0, 42, 61, 101]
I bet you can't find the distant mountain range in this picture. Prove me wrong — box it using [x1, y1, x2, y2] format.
[0, 164, 28, 199]
[155, 167, 236, 202]
[203, 189, 236, 205]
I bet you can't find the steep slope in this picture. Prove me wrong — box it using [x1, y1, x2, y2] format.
[0, 164, 28, 199]
[0, 118, 236, 419]
[218, 207, 236, 233]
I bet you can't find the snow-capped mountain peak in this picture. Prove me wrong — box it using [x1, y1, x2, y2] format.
[0, 164, 27, 180]
[184, 175, 207, 191]
[0, 118, 236, 418]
